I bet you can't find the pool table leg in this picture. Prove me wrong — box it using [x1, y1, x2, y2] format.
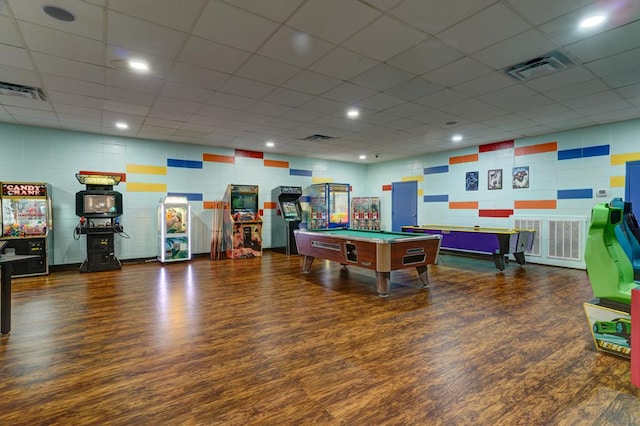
[513, 252, 526, 265]
[492, 254, 506, 271]
[375, 272, 390, 297]
[416, 265, 429, 288]
[302, 255, 315, 272]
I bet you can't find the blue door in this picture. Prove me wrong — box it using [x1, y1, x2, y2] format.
[392, 181, 417, 232]
[626, 161, 640, 218]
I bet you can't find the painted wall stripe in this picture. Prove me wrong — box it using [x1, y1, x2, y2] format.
[515, 142, 557, 156]
[449, 153, 479, 164]
[611, 152, 640, 165]
[402, 175, 424, 182]
[78, 170, 127, 183]
[418, 188, 423, 196]
[611, 175, 625, 187]
[424, 194, 448, 202]
[558, 145, 610, 160]
[479, 209, 514, 218]
[290, 169, 312, 177]
[126, 182, 167, 192]
[264, 201, 277, 209]
[203, 200, 225, 209]
[300, 195, 310, 203]
[424, 165, 449, 175]
[449, 201, 478, 209]
[203, 153, 235, 163]
[382, 184, 392, 191]
[514, 200, 557, 209]
[167, 192, 203, 201]
[479, 140, 514, 153]
[312, 177, 333, 183]
[235, 149, 263, 159]
[126, 164, 166, 175]
[264, 159, 289, 168]
[557, 188, 593, 199]
[167, 159, 203, 169]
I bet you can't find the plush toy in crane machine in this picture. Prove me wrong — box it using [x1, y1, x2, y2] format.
[330, 212, 348, 225]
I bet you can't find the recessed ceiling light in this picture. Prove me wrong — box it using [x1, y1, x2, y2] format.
[42, 6, 76, 22]
[359, 155, 366, 160]
[266, 141, 275, 147]
[347, 108, 359, 119]
[579, 14, 606, 29]
[115, 122, 128, 129]
[128, 59, 149, 72]
[452, 134, 463, 142]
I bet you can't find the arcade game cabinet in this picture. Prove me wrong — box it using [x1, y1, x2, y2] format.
[223, 184, 262, 259]
[74, 174, 124, 272]
[0, 182, 52, 277]
[301, 183, 350, 230]
[271, 186, 302, 255]
[157, 195, 191, 263]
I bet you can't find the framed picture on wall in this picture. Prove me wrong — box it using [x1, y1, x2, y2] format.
[466, 171, 479, 191]
[488, 169, 502, 190]
[512, 166, 529, 189]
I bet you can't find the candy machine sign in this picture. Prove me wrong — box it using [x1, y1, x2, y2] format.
[2, 183, 48, 197]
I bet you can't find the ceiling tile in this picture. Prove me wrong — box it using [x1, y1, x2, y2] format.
[107, 12, 187, 59]
[18, 21, 103, 65]
[257, 26, 335, 68]
[105, 68, 164, 94]
[283, 70, 343, 95]
[32, 52, 103, 84]
[454, 72, 516, 97]
[384, 78, 443, 101]
[223, 0, 304, 22]
[262, 87, 314, 107]
[505, 0, 592, 26]
[351, 64, 415, 91]
[472, 30, 558, 69]
[387, 38, 464, 75]
[389, 0, 496, 34]
[9, 0, 104, 39]
[343, 15, 427, 62]
[167, 62, 230, 90]
[235, 54, 301, 86]
[159, 81, 214, 103]
[219, 76, 276, 99]
[206, 92, 256, 110]
[286, 0, 380, 44]
[41, 74, 104, 98]
[584, 48, 640, 78]
[109, 0, 207, 32]
[0, 44, 32, 70]
[308, 47, 378, 80]
[178, 36, 251, 74]
[414, 88, 470, 109]
[438, 3, 531, 55]
[423, 57, 493, 86]
[194, 1, 279, 52]
[545, 79, 610, 102]
[565, 21, 640, 63]
[0, 15, 25, 47]
[321, 83, 377, 104]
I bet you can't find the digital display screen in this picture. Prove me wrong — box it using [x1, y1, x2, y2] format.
[231, 195, 257, 213]
[281, 201, 300, 219]
[84, 194, 116, 214]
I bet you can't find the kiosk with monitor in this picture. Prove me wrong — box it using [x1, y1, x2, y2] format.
[271, 186, 302, 255]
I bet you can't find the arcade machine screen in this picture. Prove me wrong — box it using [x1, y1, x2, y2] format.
[231, 194, 257, 213]
[84, 194, 116, 214]
[281, 201, 300, 220]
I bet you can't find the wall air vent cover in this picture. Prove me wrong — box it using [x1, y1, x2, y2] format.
[301, 134, 336, 142]
[503, 50, 579, 82]
[0, 81, 48, 101]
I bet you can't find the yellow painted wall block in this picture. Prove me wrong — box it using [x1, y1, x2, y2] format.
[127, 164, 167, 175]
[312, 177, 334, 184]
[610, 175, 625, 187]
[610, 153, 640, 165]
[401, 175, 424, 182]
[126, 182, 167, 192]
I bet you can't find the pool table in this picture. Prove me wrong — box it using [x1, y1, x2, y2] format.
[293, 228, 442, 297]
[401, 225, 535, 271]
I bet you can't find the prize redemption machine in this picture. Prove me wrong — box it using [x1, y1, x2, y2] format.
[74, 174, 125, 272]
[271, 186, 302, 255]
[351, 197, 380, 230]
[157, 196, 191, 263]
[223, 184, 263, 259]
[302, 183, 350, 230]
[0, 182, 52, 276]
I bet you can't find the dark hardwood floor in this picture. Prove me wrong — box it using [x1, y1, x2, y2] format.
[1, 252, 639, 425]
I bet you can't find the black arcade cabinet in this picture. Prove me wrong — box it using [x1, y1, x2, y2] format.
[74, 174, 124, 272]
[271, 186, 302, 255]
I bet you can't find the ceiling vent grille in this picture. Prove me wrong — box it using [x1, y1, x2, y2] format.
[503, 50, 579, 82]
[301, 134, 335, 142]
[0, 81, 48, 101]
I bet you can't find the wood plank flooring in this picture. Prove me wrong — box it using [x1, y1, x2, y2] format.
[1, 252, 639, 425]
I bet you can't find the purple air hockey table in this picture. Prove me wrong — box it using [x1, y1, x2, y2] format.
[402, 225, 535, 271]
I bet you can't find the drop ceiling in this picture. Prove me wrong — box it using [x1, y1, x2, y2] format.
[0, 0, 639, 163]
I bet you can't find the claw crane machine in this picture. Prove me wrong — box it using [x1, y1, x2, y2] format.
[1, 182, 52, 276]
[157, 195, 191, 263]
[301, 183, 350, 230]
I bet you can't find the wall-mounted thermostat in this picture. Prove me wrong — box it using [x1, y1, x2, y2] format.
[596, 188, 608, 197]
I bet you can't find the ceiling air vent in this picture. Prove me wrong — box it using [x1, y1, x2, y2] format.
[301, 134, 335, 142]
[0, 81, 48, 101]
[503, 50, 579, 82]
